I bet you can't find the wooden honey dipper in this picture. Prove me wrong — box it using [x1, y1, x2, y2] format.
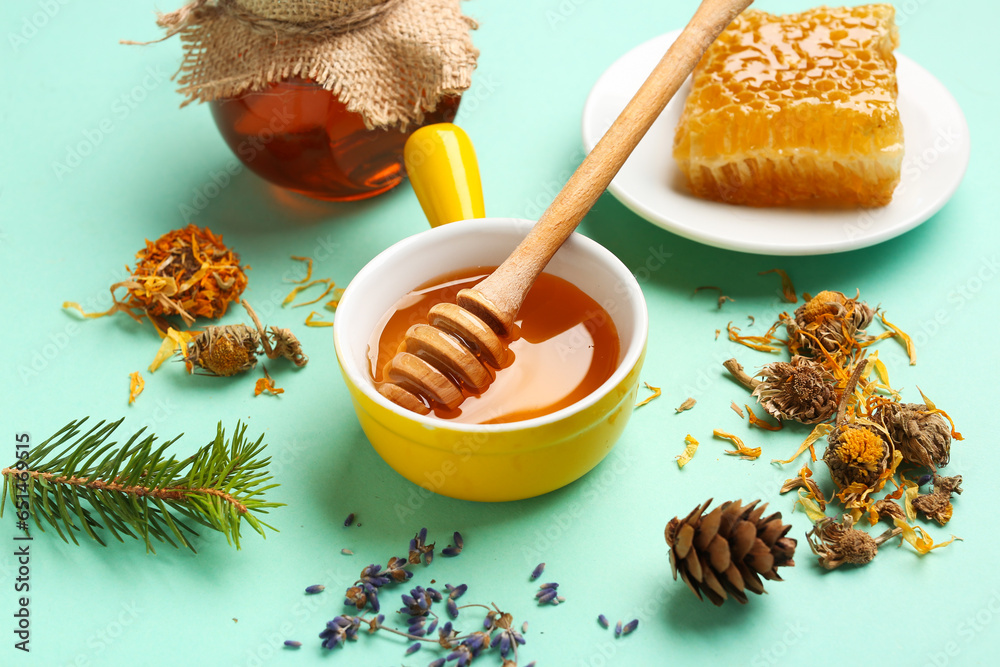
[377, 0, 754, 415]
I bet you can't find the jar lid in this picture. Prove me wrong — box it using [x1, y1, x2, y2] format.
[141, 0, 478, 129]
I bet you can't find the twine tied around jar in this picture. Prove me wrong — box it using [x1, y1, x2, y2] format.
[124, 0, 479, 130]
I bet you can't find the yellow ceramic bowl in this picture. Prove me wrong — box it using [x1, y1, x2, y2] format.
[333, 218, 648, 501]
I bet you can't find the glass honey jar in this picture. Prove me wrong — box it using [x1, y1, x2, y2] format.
[210, 79, 462, 201]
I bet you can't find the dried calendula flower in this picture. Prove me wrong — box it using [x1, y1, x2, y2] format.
[784, 290, 875, 359]
[868, 499, 906, 526]
[185, 300, 308, 376]
[665, 499, 796, 606]
[65, 224, 248, 329]
[870, 400, 952, 471]
[822, 363, 894, 504]
[186, 323, 260, 376]
[911, 474, 962, 526]
[752, 356, 838, 425]
[806, 514, 900, 569]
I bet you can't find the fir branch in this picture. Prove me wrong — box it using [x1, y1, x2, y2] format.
[1, 418, 283, 552]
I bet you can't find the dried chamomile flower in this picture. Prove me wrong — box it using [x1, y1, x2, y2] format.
[185, 323, 260, 376]
[806, 514, 900, 569]
[784, 290, 874, 360]
[665, 499, 796, 606]
[871, 401, 952, 470]
[752, 356, 838, 424]
[912, 474, 963, 526]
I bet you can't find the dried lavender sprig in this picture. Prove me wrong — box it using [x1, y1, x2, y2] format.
[530, 562, 546, 581]
[305, 584, 325, 594]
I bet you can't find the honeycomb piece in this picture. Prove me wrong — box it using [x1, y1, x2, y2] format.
[673, 5, 903, 208]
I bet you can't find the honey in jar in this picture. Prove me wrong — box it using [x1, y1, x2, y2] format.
[367, 268, 620, 424]
[211, 79, 461, 202]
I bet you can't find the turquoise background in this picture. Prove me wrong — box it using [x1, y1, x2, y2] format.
[1, 0, 997, 665]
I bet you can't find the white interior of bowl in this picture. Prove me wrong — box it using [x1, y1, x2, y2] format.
[333, 218, 648, 431]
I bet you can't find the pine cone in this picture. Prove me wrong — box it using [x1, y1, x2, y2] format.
[753, 356, 838, 424]
[665, 499, 796, 606]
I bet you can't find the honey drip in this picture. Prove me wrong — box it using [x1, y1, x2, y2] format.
[368, 268, 620, 425]
[211, 79, 460, 202]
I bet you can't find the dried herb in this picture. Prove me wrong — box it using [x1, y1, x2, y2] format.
[694, 285, 733, 309]
[713, 429, 761, 460]
[806, 514, 899, 569]
[892, 517, 960, 554]
[755, 357, 838, 425]
[676, 434, 699, 469]
[665, 499, 796, 605]
[759, 269, 797, 303]
[64, 224, 248, 330]
[635, 382, 661, 408]
[323, 528, 533, 665]
[675, 397, 696, 413]
[870, 399, 953, 471]
[784, 290, 875, 363]
[730, 401, 745, 419]
[529, 563, 545, 581]
[305, 311, 333, 327]
[0, 418, 280, 552]
[128, 371, 144, 404]
[911, 474, 962, 526]
[254, 367, 284, 396]
[780, 465, 827, 509]
[185, 300, 307, 376]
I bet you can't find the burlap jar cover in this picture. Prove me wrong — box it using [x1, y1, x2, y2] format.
[136, 0, 479, 130]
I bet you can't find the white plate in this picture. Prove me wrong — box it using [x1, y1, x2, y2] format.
[581, 30, 971, 256]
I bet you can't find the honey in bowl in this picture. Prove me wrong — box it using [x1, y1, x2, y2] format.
[367, 268, 620, 424]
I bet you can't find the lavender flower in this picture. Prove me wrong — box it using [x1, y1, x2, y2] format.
[442, 531, 464, 557]
[535, 582, 560, 605]
[400, 586, 435, 616]
[614, 620, 623, 637]
[409, 527, 435, 565]
[344, 512, 356, 527]
[917, 473, 934, 487]
[445, 583, 467, 619]
[490, 622, 526, 658]
[530, 563, 545, 581]
[283, 640, 301, 648]
[304, 584, 325, 594]
[319, 615, 360, 650]
[622, 619, 639, 636]
[598, 614, 610, 629]
[385, 556, 413, 582]
[405, 642, 421, 655]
